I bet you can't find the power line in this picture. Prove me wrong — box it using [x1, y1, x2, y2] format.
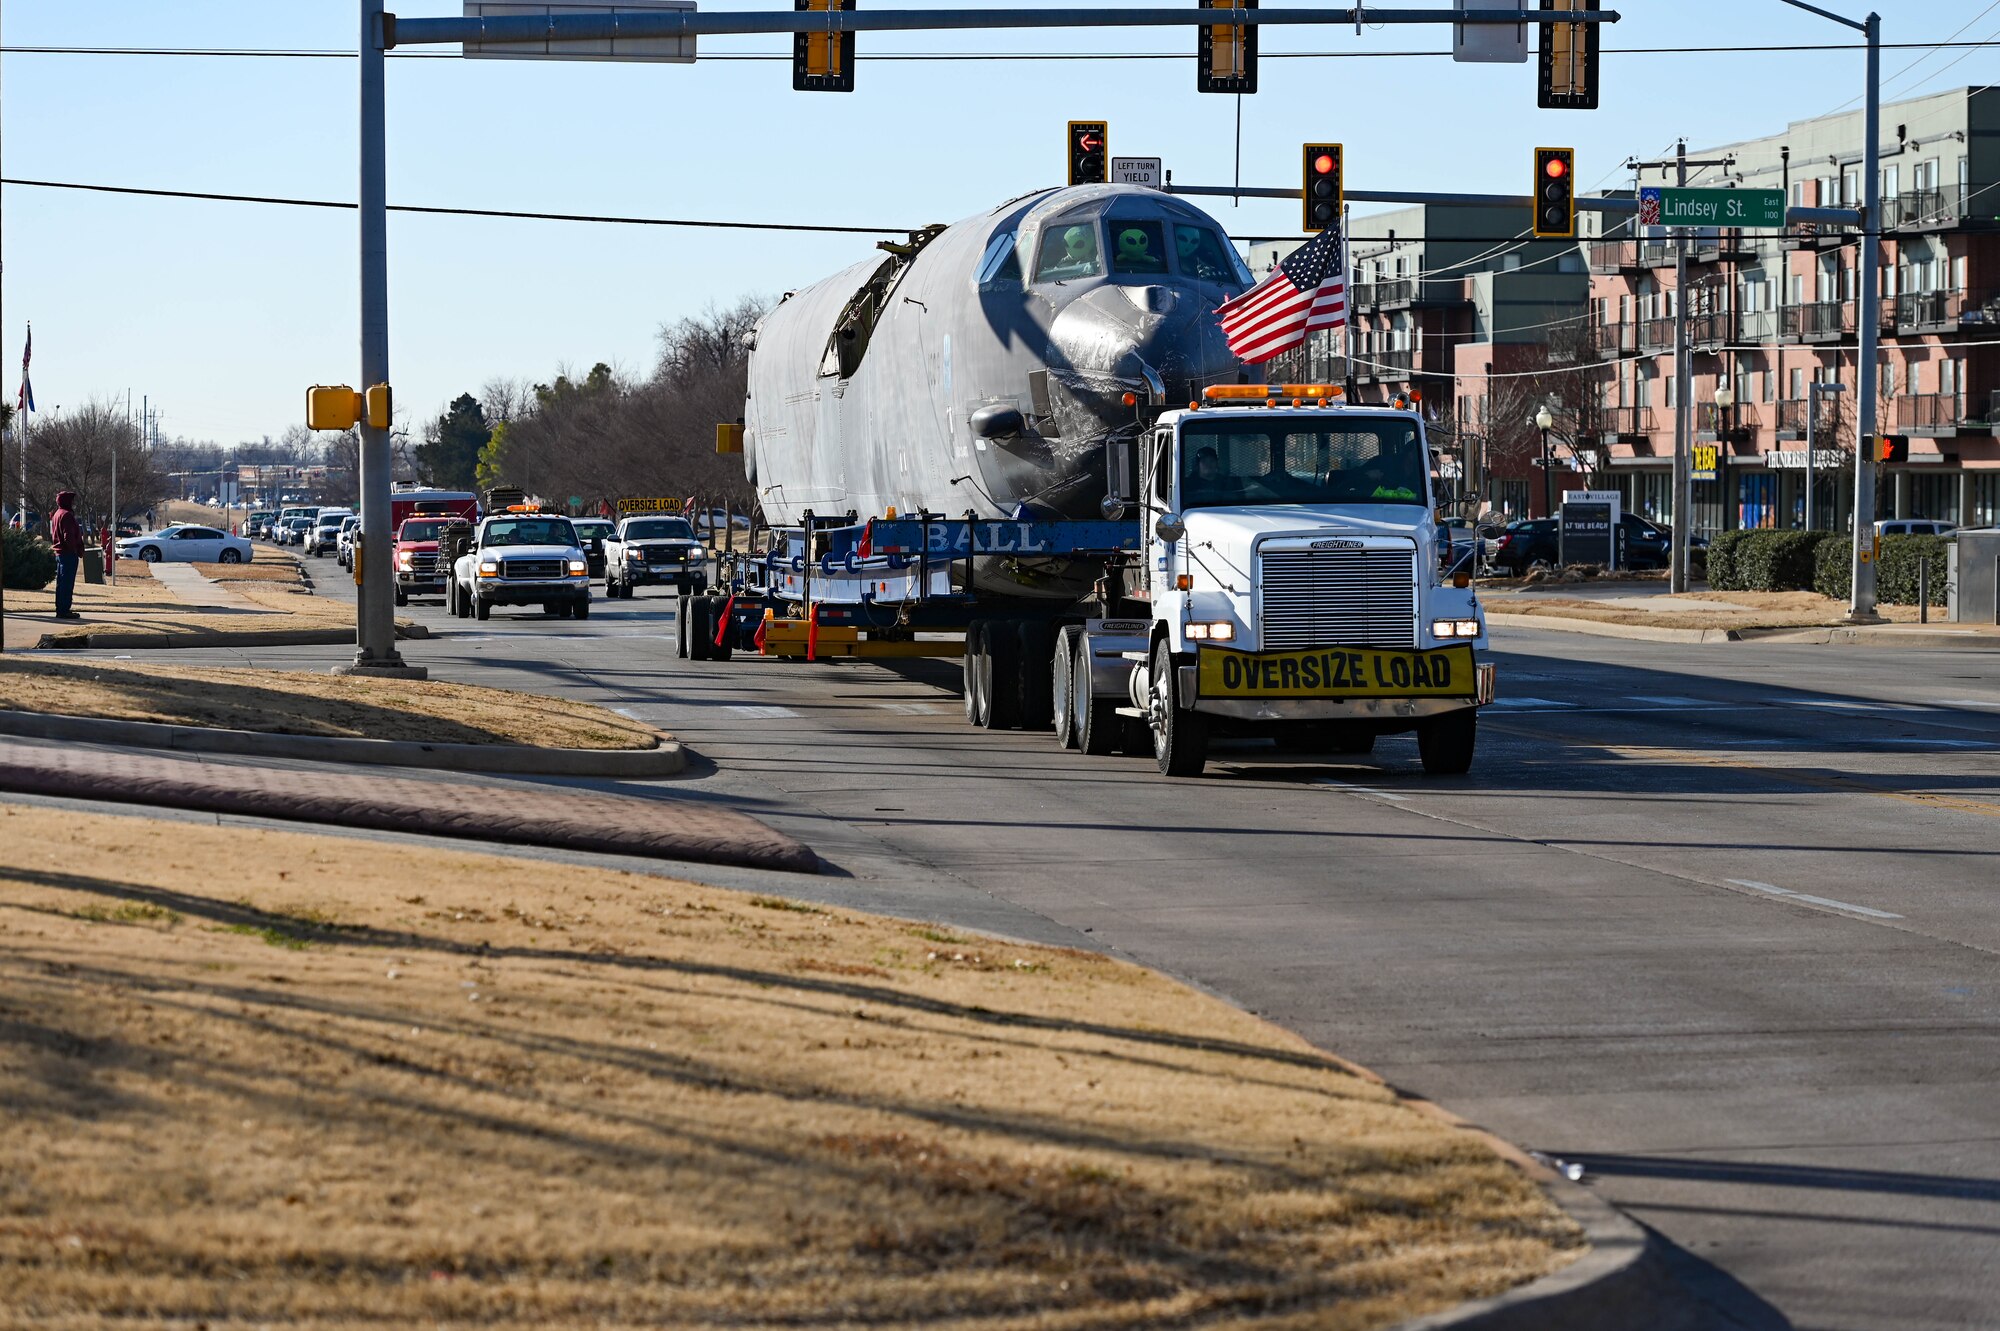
[0, 177, 911, 235]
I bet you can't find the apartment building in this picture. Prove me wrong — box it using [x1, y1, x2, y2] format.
[1581, 85, 1999, 532]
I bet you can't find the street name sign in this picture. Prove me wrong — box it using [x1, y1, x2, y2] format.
[1639, 187, 1785, 229]
[1111, 157, 1163, 188]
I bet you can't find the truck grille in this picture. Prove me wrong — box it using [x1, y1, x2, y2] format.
[502, 558, 564, 580]
[407, 553, 439, 576]
[1258, 546, 1418, 650]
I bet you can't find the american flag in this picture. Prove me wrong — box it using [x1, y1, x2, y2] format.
[16, 323, 32, 414]
[1215, 227, 1346, 364]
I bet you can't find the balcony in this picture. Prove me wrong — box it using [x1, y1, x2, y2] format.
[1639, 317, 1676, 352]
[1895, 393, 1971, 436]
[1775, 398, 1841, 439]
[1594, 322, 1636, 359]
[1786, 301, 1854, 342]
[1689, 310, 1736, 351]
[1692, 229, 1757, 264]
[1883, 183, 1985, 232]
[1639, 240, 1676, 267]
[1781, 222, 1846, 251]
[1588, 240, 1643, 275]
[1353, 347, 1414, 381]
[1602, 405, 1657, 439]
[1739, 309, 1779, 342]
[1350, 279, 1414, 310]
[1888, 287, 2000, 334]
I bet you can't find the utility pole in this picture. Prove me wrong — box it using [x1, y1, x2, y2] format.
[1628, 140, 1734, 592]
[1849, 10, 1883, 619]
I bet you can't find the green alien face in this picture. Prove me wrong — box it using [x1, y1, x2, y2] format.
[1117, 228, 1152, 262]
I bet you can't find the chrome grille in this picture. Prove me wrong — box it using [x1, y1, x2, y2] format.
[1258, 546, 1418, 650]
[407, 553, 439, 576]
[502, 558, 564, 580]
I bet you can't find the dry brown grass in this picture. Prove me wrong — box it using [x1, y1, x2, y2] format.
[0, 657, 663, 749]
[0, 808, 1582, 1329]
[1486, 589, 1931, 632]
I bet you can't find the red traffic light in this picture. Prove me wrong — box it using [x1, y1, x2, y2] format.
[1314, 154, 1336, 175]
[1544, 155, 1568, 179]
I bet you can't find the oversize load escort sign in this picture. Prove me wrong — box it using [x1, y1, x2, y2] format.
[1198, 644, 1476, 700]
[616, 497, 683, 515]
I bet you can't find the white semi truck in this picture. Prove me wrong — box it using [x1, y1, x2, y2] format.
[703, 385, 1492, 777]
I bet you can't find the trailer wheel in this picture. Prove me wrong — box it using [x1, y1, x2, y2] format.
[982, 619, 1019, 729]
[1150, 640, 1208, 777]
[1073, 633, 1122, 755]
[1417, 708, 1477, 776]
[689, 596, 713, 661]
[676, 595, 691, 658]
[962, 621, 989, 726]
[1051, 625, 1081, 749]
[474, 596, 490, 622]
[1015, 621, 1054, 732]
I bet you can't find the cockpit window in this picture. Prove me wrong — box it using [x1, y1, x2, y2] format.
[1173, 224, 1248, 284]
[1109, 220, 1169, 275]
[1034, 223, 1102, 282]
[975, 232, 1022, 284]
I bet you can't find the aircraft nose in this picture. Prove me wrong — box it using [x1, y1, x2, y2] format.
[1047, 284, 1240, 402]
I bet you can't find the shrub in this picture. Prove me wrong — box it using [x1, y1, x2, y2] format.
[1811, 533, 1948, 605]
[1, 526, 56, 591]
[1708, 529, 1836, 592]
[1815, 530, 1853, 600]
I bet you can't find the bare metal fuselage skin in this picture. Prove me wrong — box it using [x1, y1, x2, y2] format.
[744, 185, 1250, 597]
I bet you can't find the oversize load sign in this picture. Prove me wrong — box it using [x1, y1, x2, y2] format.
[1199, 644, 1476, 700]
[1639, 187, 1786, 229]
[617, 496, 683, 514]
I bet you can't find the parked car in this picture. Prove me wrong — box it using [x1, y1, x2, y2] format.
[570, 518, 615, 577]
[1490, 519, 1557, 574]
[116, 524, 253, 565]
[1876, 518, 1956, 538]
[336, 515, 362, 568]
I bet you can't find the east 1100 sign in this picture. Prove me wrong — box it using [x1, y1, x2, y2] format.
[1639, 187, 1785, 229]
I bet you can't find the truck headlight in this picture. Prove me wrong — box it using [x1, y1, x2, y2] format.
[478, 560, 499, 578]
[1431, 618, 1481, 639]
[396, 551, 412, 568]
[567, 559, 588, 576]
[1184, 620, 1235, 641]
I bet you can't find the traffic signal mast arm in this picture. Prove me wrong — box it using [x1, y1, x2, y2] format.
[1164, 182, 1861, 229]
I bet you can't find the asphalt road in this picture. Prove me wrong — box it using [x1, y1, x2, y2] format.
[63, 554, 2000, 1330]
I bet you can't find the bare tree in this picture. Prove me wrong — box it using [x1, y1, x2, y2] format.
[3, 399, 167, 526]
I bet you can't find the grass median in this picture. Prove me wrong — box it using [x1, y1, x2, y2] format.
[1485, 588, 1935, 632]
[0, 807, 1582, 1329]
[0, 656, 662, 749]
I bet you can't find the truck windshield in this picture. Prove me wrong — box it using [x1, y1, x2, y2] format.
[624, 519, 694, 540]
[483, 518, 575, 547]
[1178, 418, 1430, 510]
[399, 520, 445, 543]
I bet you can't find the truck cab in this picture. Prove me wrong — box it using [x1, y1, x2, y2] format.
[1107, 386, 1492, 775]
[391, 515, 460, 605]
[447, 507, 592, 621]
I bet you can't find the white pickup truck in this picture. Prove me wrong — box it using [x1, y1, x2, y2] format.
[603, 512, 709, 599]
[447, 509, 592, 621]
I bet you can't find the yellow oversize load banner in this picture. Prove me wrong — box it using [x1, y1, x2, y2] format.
[1198, 643, 1477, 700]
[616, 497, 683, 515]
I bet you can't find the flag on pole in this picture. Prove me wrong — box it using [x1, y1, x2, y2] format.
[16, 324, 34, 413]
[1215, 227, 1347, 365]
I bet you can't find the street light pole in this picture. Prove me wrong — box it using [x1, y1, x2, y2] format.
[1714, 383, 1735, 531]
[1535, 405, 1555, 519]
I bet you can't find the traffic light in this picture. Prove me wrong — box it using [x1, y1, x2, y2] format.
[1197, 0, 1256, 94]
[1302, 143, 1342, 234]
[793, 0, 855, 94]
[1532, 147, 1576, 238]
[1068, 121, 1108, 187]
[1538, 0, 1600, 110]
[1870, 434, 1910, 463]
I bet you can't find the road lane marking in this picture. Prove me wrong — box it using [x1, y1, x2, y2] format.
[1727, 879, 1903, 920]
[724, 705, 800, 719]
[1490, 697, 1576, 709]
[1791, 699, 1888, 710]
[878, 702, 944, 715]
[1624, 695, 1707, 707]
[1589, 743, 2000, 820]
[1313, 778, 1409, 801]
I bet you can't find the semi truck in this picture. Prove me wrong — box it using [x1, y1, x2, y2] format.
[690, 386, 1492, 777]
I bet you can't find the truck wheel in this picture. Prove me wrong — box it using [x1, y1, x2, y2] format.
[963, 621, 990, 727]
[1073, 633, 1122, 756]
[474, 596, 490, 622]
[574, 600, 590, 621]
[1417, 708, 1477, 776]
[676, 596, 691, 658]
[1015, 621, 1054, 732]
[1051, 625, 1081, 748]
[394, 587, 407, 607]
[982, 618, 1019, 729]
[1150, 640, 1208, 778]
[689, 597, 714, 661]
[1336, 729, 1377, 755]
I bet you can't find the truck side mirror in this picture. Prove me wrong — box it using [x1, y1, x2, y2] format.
[1154, 512, 1186, 543]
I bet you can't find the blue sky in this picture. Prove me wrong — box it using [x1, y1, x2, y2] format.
[3, 1, 1995, 444]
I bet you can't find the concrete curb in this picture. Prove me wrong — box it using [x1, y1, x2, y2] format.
[1390, 1178, 1686, 1330]
[36, 621, 431, 651]
[0, 709, 686, 777]
[1490, 611, 2000, 650]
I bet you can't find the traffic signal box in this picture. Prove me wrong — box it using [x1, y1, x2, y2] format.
[1870, 434, 1911, 463]
[1537, 0, 1600, 110]
[1069, 121, 1108, 187]
[1197, 0, 1256, 94]
[1302, 143, 1342, 234]
[1533, 147, 1576, 238]
[793, 0, 855, 94]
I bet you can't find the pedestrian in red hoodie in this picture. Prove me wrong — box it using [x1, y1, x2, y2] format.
[49, 489, 85, 619]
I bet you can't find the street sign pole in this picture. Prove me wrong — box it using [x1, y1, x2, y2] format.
[1850, 10, 1882, 620]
